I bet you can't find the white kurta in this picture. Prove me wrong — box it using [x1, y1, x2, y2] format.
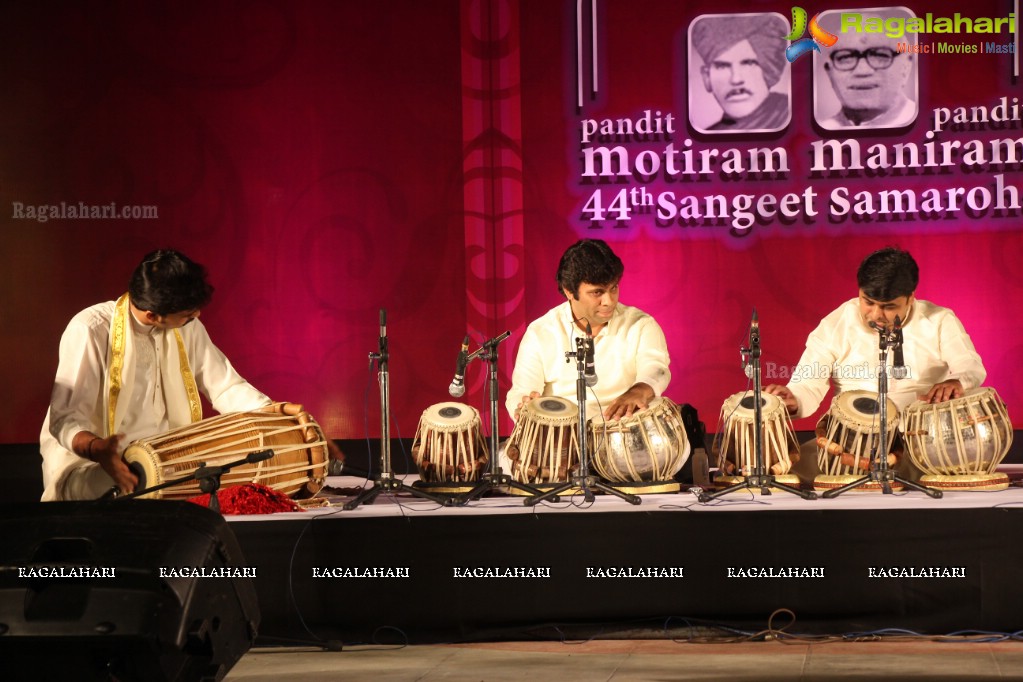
[41, 300, 272, 501]
[506, 301, 671, 421]
[786, 298, 986, 419]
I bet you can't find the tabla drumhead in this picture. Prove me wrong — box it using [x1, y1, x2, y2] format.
[421, 402, 479, 431]
[832, 390, 898, 429]
[722, 391, 784, 422]
[526, 396, 578, 423]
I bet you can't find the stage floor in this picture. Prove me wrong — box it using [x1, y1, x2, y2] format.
[229, 468, 1023, 521]
[225, 639, 1023, 681]
[226, 466, 1023, 645]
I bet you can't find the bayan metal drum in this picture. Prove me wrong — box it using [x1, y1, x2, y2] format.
[813, 390, 901, 492]
[411, 402, 489, 493]
[590, 397, 689, 493]
[123, 402, 328, 499]
[505, 396, 580, 486]
[903, 387, 1013, 491]
[713, 391, 800, 489]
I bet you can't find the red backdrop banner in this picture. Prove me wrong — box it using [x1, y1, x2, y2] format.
[2, 0, 1019, 448]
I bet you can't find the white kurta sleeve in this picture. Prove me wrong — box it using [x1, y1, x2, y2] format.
[633, 317, 671, 397]
[938, 311, 986, 390]
[506, 323, 546, 421]
[787, 321, 838, 419]
[48, 311, 109, 448]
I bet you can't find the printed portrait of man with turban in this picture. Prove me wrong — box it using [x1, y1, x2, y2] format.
[688, 13, 791, 133]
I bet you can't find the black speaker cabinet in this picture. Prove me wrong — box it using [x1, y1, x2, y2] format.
[0, 500, 260, 681]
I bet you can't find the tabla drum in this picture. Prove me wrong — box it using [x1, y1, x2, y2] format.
[411, 402, 489, 494]
[505, 396, 580, 489]
[903, 387, 1013, 491]
[123, 402, 328, 500]
[712, 391, 801, 491]
[590, 397, 689, 494]
[813, 390, 902, 492]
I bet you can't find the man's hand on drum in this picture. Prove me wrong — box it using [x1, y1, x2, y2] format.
[764, 384, 798, 415]
[514, 391, 541, 421]
[921, 379, 963, 404]
[603, 383, 654, 421]
[75, 431, 137, 494]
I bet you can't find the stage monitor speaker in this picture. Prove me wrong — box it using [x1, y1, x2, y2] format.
[0, 500, 260, 682]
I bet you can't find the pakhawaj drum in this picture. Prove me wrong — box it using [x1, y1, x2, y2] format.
[123, 402, 328, 499]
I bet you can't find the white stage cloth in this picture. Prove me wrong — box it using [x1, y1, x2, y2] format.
[225, 465, 1023, 522]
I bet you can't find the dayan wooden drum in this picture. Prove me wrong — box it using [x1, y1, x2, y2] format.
[411, 402, 489, 493]
[813, 390, 901, 492]
[123, 402, 328, 499]
[713, 391, 800, 490]
[903, 387, 1013, 491]
[505, 396, 580, 486]
[590, 397, 689, 494]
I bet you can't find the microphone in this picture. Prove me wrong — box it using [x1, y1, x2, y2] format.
[246, 449, 274, 464]
[584, 322, 597, 387]
[375, 308, 388, 366]
[891, 315, 908, 380]
[327, 459, 372, 479]
[448, 335, 470, 397]
[743, 309, 759, 378]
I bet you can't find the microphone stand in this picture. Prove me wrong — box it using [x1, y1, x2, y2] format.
[457, 331, 549, 503]
[823, 320, 942, 498]
[344, 309, 453, 510]
[700, 310, 816, 502]
[525, 333, 641, 506]
[112, 449, 277, 514]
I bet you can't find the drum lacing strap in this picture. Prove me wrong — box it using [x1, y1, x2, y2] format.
[516, 415, 578, 482]
[424, 428, 473, 480]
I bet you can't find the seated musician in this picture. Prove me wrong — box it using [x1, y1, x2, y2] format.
[764, 246, 986, 483]
[41, 249, 341, 501]
[505, 238, 671, 424]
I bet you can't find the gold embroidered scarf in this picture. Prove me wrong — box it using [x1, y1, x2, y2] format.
[107, 293, 201, 435]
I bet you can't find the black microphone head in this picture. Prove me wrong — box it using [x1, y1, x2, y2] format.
[247, 449, 274, 463]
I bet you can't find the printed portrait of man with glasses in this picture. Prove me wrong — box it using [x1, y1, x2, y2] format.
[814, 7, 918, 130]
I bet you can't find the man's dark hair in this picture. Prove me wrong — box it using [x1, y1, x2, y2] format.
[556, 239, 624, 298]
[856, 247, 919, 300]
[128, 249, 214, 316]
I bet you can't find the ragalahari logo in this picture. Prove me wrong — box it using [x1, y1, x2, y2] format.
[785, 7, 839, 62]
